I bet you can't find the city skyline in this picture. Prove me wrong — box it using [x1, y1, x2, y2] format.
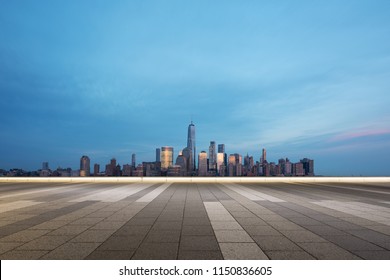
[1, 1, 390, 176]
[1, 121, 314, 178]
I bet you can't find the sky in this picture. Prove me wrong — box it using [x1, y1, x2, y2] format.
[1, 0, 390, 176]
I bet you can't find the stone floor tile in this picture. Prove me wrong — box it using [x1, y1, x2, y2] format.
[215, 230, 253, 243]
[180, 236, 219, 251]
[85, 250, 135, 260]
[16, 235, 73, 251]
[243, 225, 282, 236]
[266, 250, 316, 260]
[47, 225, 90, 236]
[40, 242, 100, 259]
[219, 243, 268, 260]
[252, 235, 302, 251]
[0, 242, 23, 254]
[71, 229, 115, 243]
[132, 243, 178, 260]
[178, 250, 223, 260]
[0, 250, 49, 260]
[0, 229, 50, 242]
[97, 235, 144, 251]
[297, 242, 361, 260]
[182, 225, 214, 236]
[144, 230, 181, 243]
[280, 230, 328, 243]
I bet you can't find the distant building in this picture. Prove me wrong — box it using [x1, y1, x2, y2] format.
[122, 164, 132, 176]
[93, 164, 100, 176]
[167, 165, 181, 176]
[42, 162, 49, 171]
[156, 148, 161, 163]
[182, 147, 192, 175]
[209, 141, 217, 171]
[132, 164, 143, 176]
[80, 155, 90, 177]
[105, 158, 117, 176]
[131, 154, 136, 168]
[217, 152, 225, 176]
[285, 159, 292, 176]
[301, 158, 314, 176]
[293, 162, 305, 176]
[175, 154, 187, 176]
[142, 162, 161, 177]
[161, 146, 174, 170]
[198, 151, 208, 176]
[228, 154, 236, 176]
[187, 121, 196, 172]
[261, 148, 267, 164]
[143, 162, 161, 176]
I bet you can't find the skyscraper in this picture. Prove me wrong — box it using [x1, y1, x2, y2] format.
[161, 146, 174, 170]
[131, 153, 136, 168]
[80, 155, 90, 177]
[209, 141, 216, 171]
[198, 151, 208, 176]
[156, 148, 161, 163]
[187, 121, 196, 172]
[218, 144, 227, 167]
[261, 148, 267, 163]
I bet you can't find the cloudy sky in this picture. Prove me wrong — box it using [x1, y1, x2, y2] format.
[1, 0, 390, 175]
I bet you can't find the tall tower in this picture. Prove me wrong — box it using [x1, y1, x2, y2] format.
[161, 146, 174, 170]
[261, 148, 267, 163]
[209, 141, 216, 171]
[187, 121, 196, 171]
[131, 153, 136, 168]
[198, 151, 208, 176]
[80, 155, 90, 177]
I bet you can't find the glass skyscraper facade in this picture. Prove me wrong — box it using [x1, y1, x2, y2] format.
[187, 121, 196, 172]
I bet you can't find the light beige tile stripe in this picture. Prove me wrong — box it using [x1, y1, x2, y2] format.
[136, 183, 172, 203]
[70, 183, 156, 202]
[0, 200, 43, 213]
[222, 183, 285, 202]
[204, 201, 268, 260]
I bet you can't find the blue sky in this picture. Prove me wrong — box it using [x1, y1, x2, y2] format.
[1, 0, 390, 175]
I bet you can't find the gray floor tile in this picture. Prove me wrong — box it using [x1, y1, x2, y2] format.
[298, 242, 361, 260]
[40, 242, 100, 260]
[182, 225, 214, 236]
[219, 243, 268, 260]
[0, 250, 49, 260]
[252, 235, 302, 251]
[132, 243, 178, 260]
[178, 250, 223, 260]
[144, 230, 181, 243]
[97, 235, 144, 251]
[180, 236, 219, 251]
[85, 250, 135, 260]
[280, 230, 328, 243]
[266, 250, 316, 260]
[215, 230, 253, 242]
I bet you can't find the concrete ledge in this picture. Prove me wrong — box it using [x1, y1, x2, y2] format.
[0, 177, 389, 183]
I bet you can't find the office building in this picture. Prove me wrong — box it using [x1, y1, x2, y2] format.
[156, 148, 161, 163]
[175, 154, 187, 176]
[93, 164, 100, 176]
[80, 155, 90, 177]
[131, 154, 136, 168]
[198, 151, 208, 176]
[261, 148, 267, 163]
[209, 141, 217, 171]
[301, 158, 314, 176]
[161, 146, 174, 170]
[187, 121, 196, 172]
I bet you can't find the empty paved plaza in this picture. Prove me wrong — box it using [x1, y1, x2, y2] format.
[1, 179, 390, 260]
